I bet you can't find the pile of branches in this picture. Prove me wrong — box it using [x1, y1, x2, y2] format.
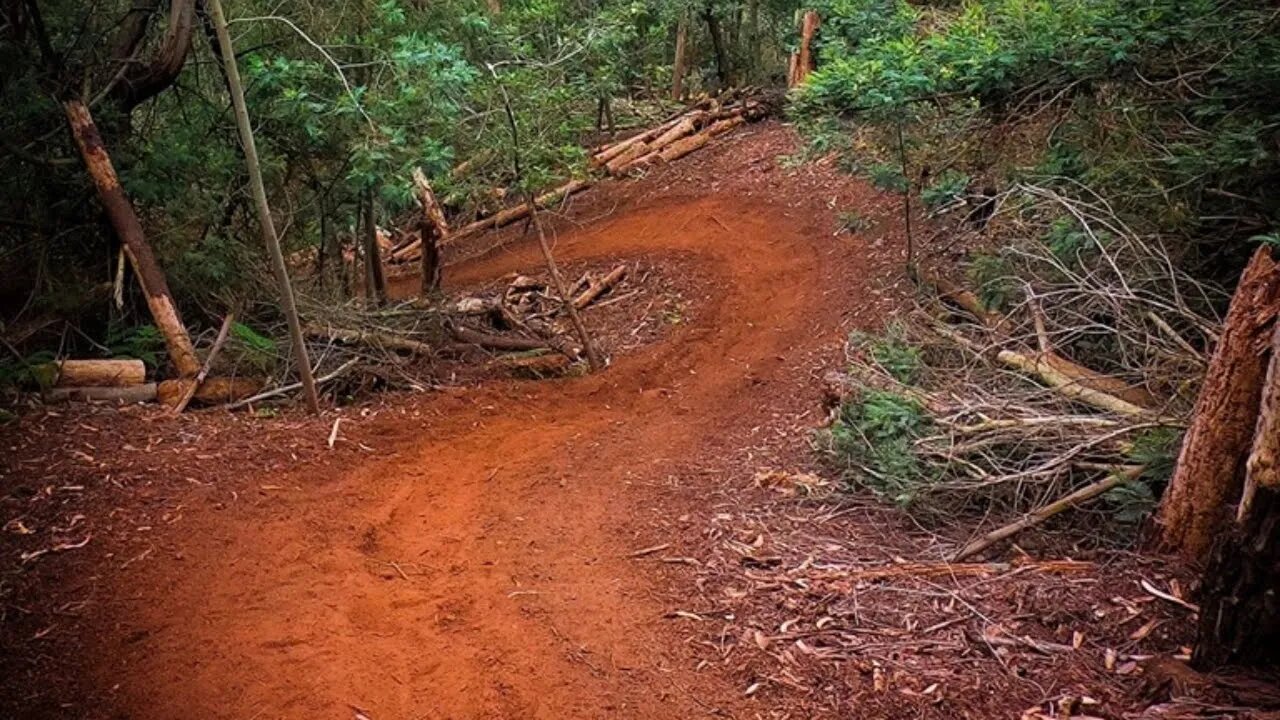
[291, 263, 630, 396]
[824, 182, 1224, 557]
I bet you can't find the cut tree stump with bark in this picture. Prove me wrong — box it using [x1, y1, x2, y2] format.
[412, 168, 450, 295]
[1194, 286, 1280, 669]
[62, 99, 201, 378]
[1194, 484, 1280, 668]
[1160, 245, 1279, 561]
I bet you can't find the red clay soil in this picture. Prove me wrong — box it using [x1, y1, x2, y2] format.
[6, 122, 1229, 720]
[1, 122, 909, 719]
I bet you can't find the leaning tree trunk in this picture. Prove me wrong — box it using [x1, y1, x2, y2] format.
[1160, 246, 1279, 560]
[1194, 300, 1280, 668]
[62, 99, 201, 378]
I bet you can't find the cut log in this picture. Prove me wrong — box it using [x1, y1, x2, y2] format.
[158, 377, 262, 407]
[573, 265, 628, 309]
[46, 383, 158, 404]
[62, 99, 200, 378]
[655, 115, 746, 164]
[51, 359, 146, 388]
[447, 324, 549, 352]
[1161, 245, 1279, 560]
[304, 323, 434, 355]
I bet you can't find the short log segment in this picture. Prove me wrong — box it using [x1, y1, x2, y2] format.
[158, 377, 262, 407]
[46, 384, 159, 404]
[52, 359, 146, 388]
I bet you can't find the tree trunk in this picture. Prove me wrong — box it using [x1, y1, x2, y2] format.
[1160, 245, 1280, 560]
[702, 5, 732, 87]
[208, 0, 320, 414]
[790, 10, 820, 87]
[362, 188, 387, 305]
[746, 0, 760, 82]
[1195, 296, 1280, 667]
[61, 99, 201, 378]
[1194, 485, 1280, 668]
[1240, 318, 1280, 519]
[672, 14, 689, 101]
[412, 168, 449, 296]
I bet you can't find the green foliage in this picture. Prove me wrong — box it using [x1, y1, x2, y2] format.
[0, 350, 57, 391]
[837, 210, 873, 233]
[792, 0, 1280, 282]
[868, 163, 908, 192]
[229, 322, 279, 373]
[829, 390, 930, 504]
[920, 170, 970, 209]
[966, 252, 1015, 313]
[106, 324, 166, 369]
[853, 324, 922, 384]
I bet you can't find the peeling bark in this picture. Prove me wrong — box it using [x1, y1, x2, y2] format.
[62, 98, 200, 378]
[1160, 246, 1280, 560]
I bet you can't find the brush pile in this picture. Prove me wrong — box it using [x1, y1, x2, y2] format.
[294, 262, 632, 394]
[823, 183, 1223, 556]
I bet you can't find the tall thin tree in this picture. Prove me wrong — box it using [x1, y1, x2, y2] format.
[207, 0, 320, 413]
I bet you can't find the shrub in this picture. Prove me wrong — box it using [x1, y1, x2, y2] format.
[828, 389, 931, 505]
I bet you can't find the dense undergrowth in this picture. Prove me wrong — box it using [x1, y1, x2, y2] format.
[797, 0, 1277, 534]
[0, 0, 797, 390]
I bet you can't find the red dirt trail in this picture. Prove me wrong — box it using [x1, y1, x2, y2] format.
[76, 187, 893, 720]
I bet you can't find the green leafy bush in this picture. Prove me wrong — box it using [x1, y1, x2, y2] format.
[920, 170, 970, 209]
[868, 163, 908, 192]
[829, 389, 931, 504]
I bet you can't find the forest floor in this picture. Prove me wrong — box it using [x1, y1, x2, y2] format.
[1, 122, 1217, 719]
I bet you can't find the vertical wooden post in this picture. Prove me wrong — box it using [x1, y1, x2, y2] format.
[208, 0, 320, 413]
[62, 99, 201, 378]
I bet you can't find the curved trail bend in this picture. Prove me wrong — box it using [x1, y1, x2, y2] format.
[96, 193, 882, 719]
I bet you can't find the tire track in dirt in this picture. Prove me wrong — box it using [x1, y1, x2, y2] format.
[91, 194, 864, 719]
